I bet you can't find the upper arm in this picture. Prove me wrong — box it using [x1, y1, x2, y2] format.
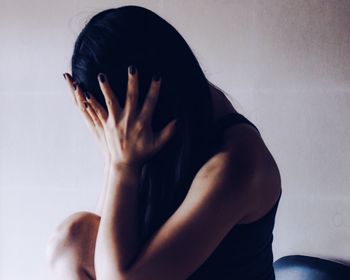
[122, 149, 259, 280]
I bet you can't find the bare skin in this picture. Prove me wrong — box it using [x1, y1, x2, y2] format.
[207, 81, 281, 224]
[46, 71, 281, 280]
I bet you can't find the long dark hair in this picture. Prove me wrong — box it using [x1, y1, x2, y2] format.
[71, 5, 215, 245]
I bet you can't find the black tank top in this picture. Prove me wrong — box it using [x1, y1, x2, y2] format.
[187, 112, 281, 280]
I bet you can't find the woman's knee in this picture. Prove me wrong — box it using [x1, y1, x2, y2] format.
[46, 211, 100, 268]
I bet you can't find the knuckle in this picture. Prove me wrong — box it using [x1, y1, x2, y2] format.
[144, 99, 152, 109]
[95, 108, 101, 116]
[142, 107, 150, 117]
[78, 98, 86, 106]
[106, 99, 113, 106]
[128, 91, 136, 101]
[137, 116, 147, 127]
[135, 120, 144, 130]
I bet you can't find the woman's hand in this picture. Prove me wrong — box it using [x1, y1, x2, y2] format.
[80, 66, 177, 167]
[63, 73, 111, 163]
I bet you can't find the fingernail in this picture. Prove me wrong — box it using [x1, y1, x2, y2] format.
[98, 73, 106, 83]
[72, 81, 77, 91]
[84, 102, 88, 108]
[63, 73, 66, 80]
[152, 72, 161, 82]
[129, 65, 136, 75]
[84, 91, 90, 100]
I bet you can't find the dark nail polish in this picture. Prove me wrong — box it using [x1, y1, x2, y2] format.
[99, 73, 106, 83]
[152, 72, 161, 82]
[84, 91, 90, 99]
[63, 73, 66, 80]
[72, 82, 77, 91]
[84, 102, 88, 108]
[129, 65, 136, 75]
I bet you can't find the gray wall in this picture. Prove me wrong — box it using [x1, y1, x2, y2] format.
[1, 1, 349, 279]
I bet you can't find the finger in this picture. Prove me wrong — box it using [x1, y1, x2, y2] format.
[86, 102, 103, 128]
[80, 103, 96, 130]
[98, 73, 121, 122]
[139, 73, 161, 124]
[73, 81, 89, 111]
[71, 82, 96, 129]
[124, 65, 139, 119]
[63, 73, 78, 106]
[85, 91, 108, 124]
[154, 119, 177, 152]
[82, 103, 98, 130]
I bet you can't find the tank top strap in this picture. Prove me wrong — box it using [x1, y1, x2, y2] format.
[212, 112, 260, 135]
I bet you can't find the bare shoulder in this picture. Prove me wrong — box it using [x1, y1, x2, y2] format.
[185, 142, 261, 228]
[185, 123, 271, 223]
[207, 82, 281, 222]
[208, 121, 282, 224]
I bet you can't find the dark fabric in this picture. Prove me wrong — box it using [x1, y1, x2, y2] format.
[187, 112, 280, 280]
[212, 112, 261, 135]
[274, 255, 350, 279]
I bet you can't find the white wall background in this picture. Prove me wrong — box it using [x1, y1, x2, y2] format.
[1, 0, 349, 279]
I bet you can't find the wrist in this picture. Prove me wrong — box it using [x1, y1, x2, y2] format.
[109, 161, 143, 188]
[111, 160, 144, 172]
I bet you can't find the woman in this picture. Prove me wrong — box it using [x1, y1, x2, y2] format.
[46, 5, 282, 280]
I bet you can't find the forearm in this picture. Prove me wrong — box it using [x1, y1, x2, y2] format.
[95, 162, 142, 279]
[96, 159, 111, 216]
